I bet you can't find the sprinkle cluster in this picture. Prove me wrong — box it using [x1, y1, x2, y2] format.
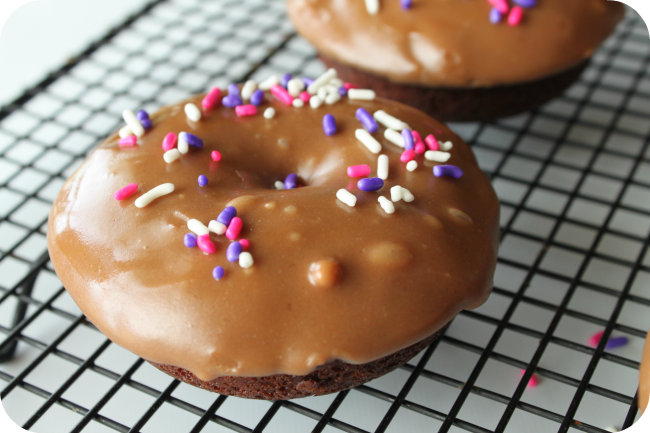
[487, 0, 536, 26]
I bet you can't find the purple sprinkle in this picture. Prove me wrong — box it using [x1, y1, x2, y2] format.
[227, 83, 240, 96]
[512, 0, 536, 7]
[357, 177, 384, 192]
[184, 233, 197, 248]
[198, 175, 208, 187]
[222, 95, 243, 108]
[140, 118, 152, 130]
[433, 165, 464, 179]
[489, 7, 502, 23]
[323, 114, 337, 136]
[400, 0, 413, 9]
[212, 266, 225, 280]
[606, 336, 629, 350]
[181, 132, 203, 148]
[355, 108, 378, 133]
[281, 73, 292, 89]
[302, 77, 314, 87]
[402, 129, 414, 150]
[338, 86, 348, 96]
[250, 89, 265, 106]
[217, 206, 237, 225]
[226, 241, 243, 262]
[136, 110, 149, 121]
[284, 173, 298, 190]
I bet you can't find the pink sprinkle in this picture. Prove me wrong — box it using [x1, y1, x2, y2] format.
[400, 149, 416, 163]
[197, 234, 216, 254]
[162, 132, 177, 151]
[235, 104, 258, 117]
[343, 82, 359, 90]
[299, 91, 311, 103]
[347, 164, 371, 178]
[270, 84, 294, 106]
[425, 134, 440, 151]
[240, 239, 250, 249]
[211, 150, 222, 161]
[508, 6, 523, 26]
[119, 135, 137, 147]
[520, 370, 538, 388]
[589, 330, 604, 348]
[226, 217, 243, 240]
[202, 87, 222, 110]
[488, 0, 509, 14]
[412, 131, 425, 155]
[113, 183, 138, 201]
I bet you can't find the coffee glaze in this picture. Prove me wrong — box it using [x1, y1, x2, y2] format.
[640, 330, 650, 412]
[286, 0, 623, 87]
[48, 94, 499, 381]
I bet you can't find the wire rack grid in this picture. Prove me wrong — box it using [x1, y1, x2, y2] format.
[0, 1, 649, 432]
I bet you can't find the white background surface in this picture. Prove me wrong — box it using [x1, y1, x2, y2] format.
[0, 0, 150, 108]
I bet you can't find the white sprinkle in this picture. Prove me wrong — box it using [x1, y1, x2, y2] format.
[401, 188, 414, 202]
[259, 75, 279, 91]
[325, 92, 341, 105]
[287, 78, 305, 97]
[122, 110, 145, 138]
[264, 107, 276, 119]
[274, 180, 285, 190]
[307, 68, 337, 95]
[241, 80, 258, 101]
[365, 0, 380, 15]
[317, 87, 328, 101]
[390, 185, 402, 202]
[424, 151, 451, 162]
[164, 148, 180, 163]
[293, 98, 305, 108]
[355, 129, 382, 154]
[184, 103, 202, 122]
[348, 89, 376, 101]
[188, 219, 209, 236]
[178, 132, 189, 154]
[329, 77, 344, 87]
[373, 110, 409, 131]
[384, 128, 404, 148]
[135, 183, 174, 208]
[324, 84, 339, 95]
[336, 189, 357, 207]
[239, 252, 254, 268]
[119, 125, 132, 138]
[378, 196, 395, 214]
[406, 160, 418, 172]
[440, 141, 453, 151]
[208, 220, 227, 235]
[377, 154, 389, 180]
[309, 95, 323, 109]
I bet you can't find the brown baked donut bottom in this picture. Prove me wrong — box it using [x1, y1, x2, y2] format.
[321, 56, 589, 123]
[148, 325, 447, 400]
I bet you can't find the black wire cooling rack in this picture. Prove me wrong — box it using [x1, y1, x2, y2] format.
[1, 1, 650, 432]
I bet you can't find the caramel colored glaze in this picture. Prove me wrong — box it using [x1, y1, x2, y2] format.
[47, 94, 500, 380]
[640, 330, 650, 412]
[286, 0, 623, 87]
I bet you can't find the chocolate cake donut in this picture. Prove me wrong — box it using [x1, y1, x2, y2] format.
[640, 330, 650, 413]
[47, 74, 500, 399]
[286, 0, 624, 122]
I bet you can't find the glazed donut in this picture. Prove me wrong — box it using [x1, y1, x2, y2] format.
[48, 76, 499, 399]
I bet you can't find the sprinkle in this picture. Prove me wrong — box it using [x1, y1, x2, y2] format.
[348, 89, 376, 101]
[412, 131, 425, 154]
[490, 8, 503, 23]
[390, 185, 402, 202]
[271, 84, 294, 105]
[400, 0, 412, 9]
[513, 0, 536, 7]
[358, 177, 384, 192]
[508, 6, 524, 26]
[325, 92, 341, 105]
[164, 148, 180, 163]
[302, 77, 315, 87]
[235, 105, 258, 116]
[433, 165, 464, 178]
[330, 78, 343, 87]
[213, 266, 225, 280]
[365, 0, 379, 15]
[377, 155, 389, 180]
[185, 103, 202, 122]
[184, 233, 197, 248]
[250, 89, 265, 106]
[588, 330, 604, 347]
[241, 80, 257, 101]
[344, 82, 359, 90]
[424, 151, 451, 162]
[406, 160, 418, 172]
[307, 68, 337, 95]
[188, 219, 209, 236]
[441, 141, 453, 151]
[356, 108, 378, 133]
[119, 135, 137, 147]
[293, 98, 305, 108]
[135, 183, 174, 208]
[338, 86, 348, 96]
[401, 188, 414, 202]
[136, 110, 149, 121]
[179, 132, 203, 148]
[520, 370, 539, 388]
[217, 206, 237, 225]
[226, 217, 243, 240]
[385, 128, 405, 147]
[198, 175, 208, 187]
[284, 173, 298, 189]
[227, 83, 240, 96]
[197, 234, 216, 254]
[606, 336, 629, 350]
[317, 87, 328, 100]
[299, 91, 311, 103]
[402, 129, 414, 150]
[202, 87, 222, 110]
[288, 78, 305, 97]
[280, 74, 292, 89]
[119, 125, 132, 138]
[209, 220, 227, 235]
[347, 164, 371, 178]
[374, 110, 409, 131]
[425, 134, 440, 151]
[274, 180, 285, 190]
[239, 252, 254, 268]
[114, 183, 138, 201]
[240, 239, 250, 249]
[226, 241, 243, 262]
[336, 189, 357, 207]
[264, 107, 276, 119]
[258, 75, 279, 91]
[355, 129, 382, 154]
[323, 114, 337, 136]
[400, 149, 415, 163]
[378, 196, 395, 214]
[178, 137, 189, 154]
[488, 0, 509, 14]
[123, 110, 145, 138]
[162, 132, 177, 151]
[211, 151, 221, 161]
[309, 95, 323, 109]
[140, 118, 152, 130]
[222, 95, 243, 108]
